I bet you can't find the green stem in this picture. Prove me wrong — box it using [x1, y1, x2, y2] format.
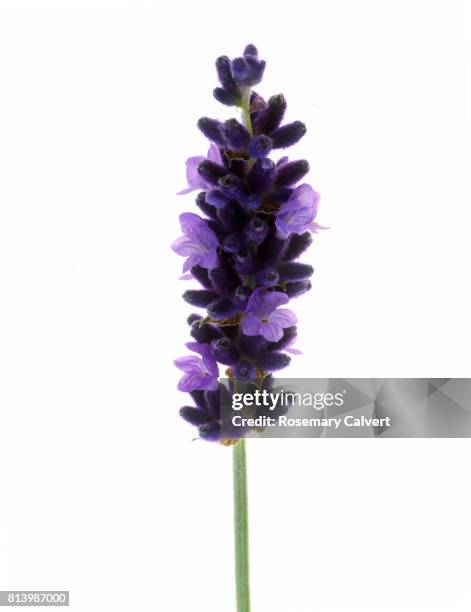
[241, 89, 253, 136]
[233, 438, 251, 612]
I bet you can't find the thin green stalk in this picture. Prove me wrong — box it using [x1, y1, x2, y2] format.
[233, 437, 251, 612]
[241, 89, 253, 136]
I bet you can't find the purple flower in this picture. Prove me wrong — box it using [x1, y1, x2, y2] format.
[171, 212, 219, 272]
[177, 144, 222, 195]
[275, 184, 323, 238]
[241, 288, 297, 342]
[174, 342, 219, 392]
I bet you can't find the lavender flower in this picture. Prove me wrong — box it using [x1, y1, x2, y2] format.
[241, 288, 297, 342]
[171, 212, 219, 272]
[174, 342, 219, 392]
[173, 45, 325, 441]
[275, 184, 323, 238]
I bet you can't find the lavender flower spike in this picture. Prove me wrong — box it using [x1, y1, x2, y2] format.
[171, 212, 219, 272]
[173, 44, 325, 441]
[241, 288, 297, 341]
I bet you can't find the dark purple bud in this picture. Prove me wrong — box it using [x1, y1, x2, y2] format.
[268, 187, 293, 205]
[195, 191, 217, 219]
[231, 57, 250, 84]
[210, 337, 239, 365]
[197, 117, 226, 146]
[199, 421, 221, 441]
[190, 389, 206, 408]
[233, 360, 257, 382]
[257, 233, 287, 266]
[187, 313, 201, 326]
[248, 135, 273, 159]
[198, 160, 228, 185]
[244, 218, 269, 245]
[283, 232, 313, 261]
[215, 56, 241, 98]
[234, 285, 252, 306]
[204, 389, 221, 420]
[234, 248, 255, 274]
[222, 233, 244, 254]
[239, 333, 266, 358]
[206, 189, 232, 209]
[190, 265, 213, 289]
[258, 352, 291, 371]
[208, 298, 239, 320]
[277, 262, 314, 282]
[227, 157, 248, 178]
[267, 326, 297, 351]
[255, 94, 287, 135]
[274, 159, 310, 188]
[247, 158, 276, 193]
[183, 289, 219, 307]
[206, 219, 226, 242]
[218, 202, 248, 232]
[241, 193, 262, 211]
[245, 56, 266, 86]
[285, 280, 312, 298]
[250, 91, 267, 113]
[190, 321, 222, 343]
[272, 121, 307, 149]
[253, 266, 279, 287]
[244, 44, 258, 57]
[218, 173, 248, 199]
[180, 406, 212, 426]
[232, 56, 265, 87]
[209, 261, 240, 296]
[222, 119, 250, 150]
[213, 87, 240, 107]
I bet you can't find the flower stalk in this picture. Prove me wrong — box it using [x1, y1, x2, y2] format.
[233, 438, 250, 612]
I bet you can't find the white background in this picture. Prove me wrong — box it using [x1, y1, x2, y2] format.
[0, 1, 470, 611]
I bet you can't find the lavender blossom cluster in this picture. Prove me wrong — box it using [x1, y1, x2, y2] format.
[173, 45, 324, 441]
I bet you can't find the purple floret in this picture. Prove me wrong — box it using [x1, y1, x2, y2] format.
[171, 212, 219, 272]
[275, 184, 323, 238]
[174, 342, 219, 392]
[241, 288, 297, 342]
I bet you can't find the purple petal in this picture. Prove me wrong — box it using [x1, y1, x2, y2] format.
[178, 372, 214, 392]
[259, 291, 289, 317]
[174, 355, 203, 374]
[260, 321, 284, 342]
[171, 235, 201, 257]
[207, 143, 222, 165]
[186, 341, 208, 356]
[285, 346, 303, 355]
[177, 155, 206, 195]
[241, 313, 263, 336]
[269, 308, 297, 328]
[244, 287, 266, 317]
